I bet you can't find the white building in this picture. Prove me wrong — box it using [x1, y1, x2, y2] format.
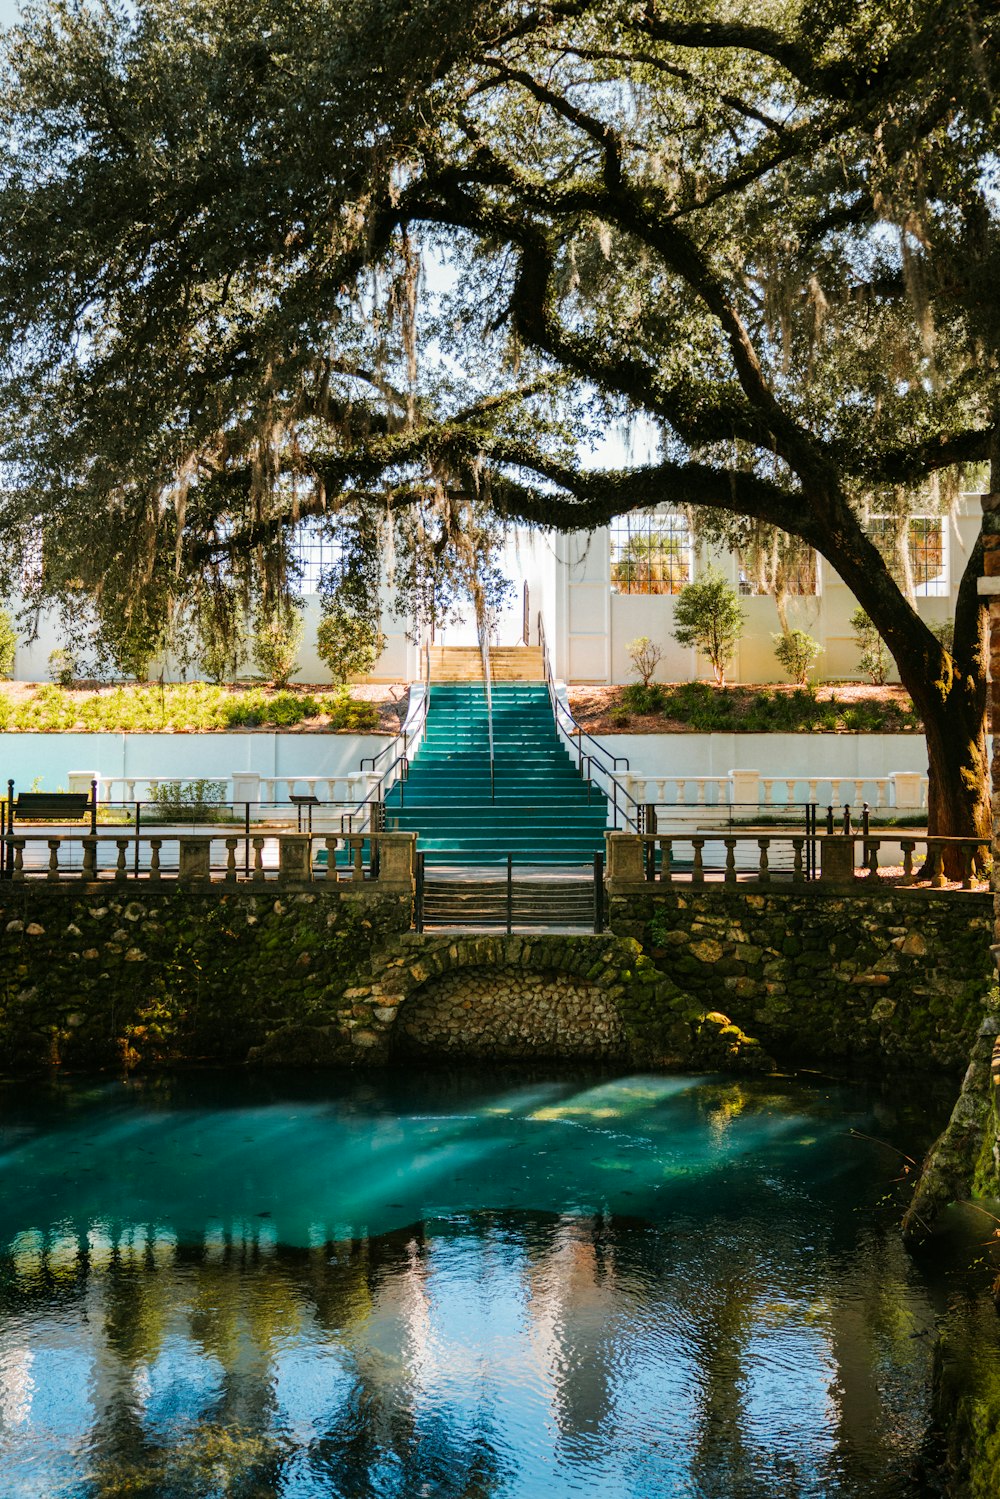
[7, 497, 978, 687]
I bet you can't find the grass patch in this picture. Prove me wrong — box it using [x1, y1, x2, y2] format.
[618, 680, 922, 733]
[0, 683, 382, 733]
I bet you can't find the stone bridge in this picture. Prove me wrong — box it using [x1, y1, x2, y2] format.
[251, 930, 767, 1071]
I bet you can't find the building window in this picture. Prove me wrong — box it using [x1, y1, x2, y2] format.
[737, 546, 818, 597]
[610, 510, 692, 594]
[868, 515, 947, 597]
[290, 523, 344, 593]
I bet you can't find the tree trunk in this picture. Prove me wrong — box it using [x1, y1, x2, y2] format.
[807, 489, 989, 872]
[892, 529, 989, 875]
[919, 680, 991, 863]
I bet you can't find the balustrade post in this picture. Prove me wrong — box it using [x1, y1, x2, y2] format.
[114, 839, 129, 882]
[323, 837, 340, 881]
[252, 836, 266, 882]
[373, 833, 416, 890]
[724, 838, 737, 885]
[10, 838, 24, 882]
[820, 836, 856, 884]
[865, 839, 880, 880]
[899, 840, 916, 885]
[149, 839, 162, 881]
[178, 836, 212, 884]
[928, 839, 946, 887]
[792, 838, 804, 883]
[277, 834, 312, 883]
[757, 838, 770, 884]
[46, 839, 60, 882]
[81, 835, 97, 881]
[961, 843, 974, 891]
[659, 837, 673, 883]
[691, 838, 705, 885]
[224, 837, 238, 883]
[604, 832, 646, 890]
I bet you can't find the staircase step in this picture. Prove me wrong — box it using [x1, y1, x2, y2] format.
[420, 878, 597, 929]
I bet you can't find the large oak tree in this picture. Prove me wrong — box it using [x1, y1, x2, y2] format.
[0, 0, 997, 847]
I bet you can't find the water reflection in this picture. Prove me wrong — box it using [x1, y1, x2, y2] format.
[0, 1069, 979, 1497]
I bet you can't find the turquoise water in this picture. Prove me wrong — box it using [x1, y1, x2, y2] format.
[0, 1068, 993, 1497]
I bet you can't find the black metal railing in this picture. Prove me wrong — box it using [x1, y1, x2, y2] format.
[536, 611, 642, 833]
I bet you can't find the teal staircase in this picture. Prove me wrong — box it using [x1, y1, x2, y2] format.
[384, 682, 609, 865]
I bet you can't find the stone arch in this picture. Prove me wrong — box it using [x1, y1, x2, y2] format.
[374, 933, 642, 1061]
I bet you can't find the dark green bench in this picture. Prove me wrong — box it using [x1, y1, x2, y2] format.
[2, 782, 99, 877]
[5, 781, 98, 832]
[12, 792, 93, 823]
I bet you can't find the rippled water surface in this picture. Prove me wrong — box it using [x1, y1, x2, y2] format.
[0, 1067, 993, 1498]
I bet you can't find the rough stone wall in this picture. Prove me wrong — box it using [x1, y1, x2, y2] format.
[0, 883, 410, 1071]
[395, 965, 628, 1059]
[0, 881, 988, 1077]
[611, 885, 994, 1071]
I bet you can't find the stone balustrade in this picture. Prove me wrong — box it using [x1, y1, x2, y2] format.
[2, 831, 417, 888]
[605, 830, 989, 889]
[622, 769, 928, 813]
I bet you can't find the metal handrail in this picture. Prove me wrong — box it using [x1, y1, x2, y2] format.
[536, 611, 629, 771]
[480, 628, 495, 802]
[360, 632, 432, 772]
[536, 611, 641, 831]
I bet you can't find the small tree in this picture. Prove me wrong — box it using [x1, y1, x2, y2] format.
[773, 629, 822, 686]
[0, 609, 17, 679]
[671, 567, 745, 687]
[252, 599, 304, 686]
[850, 608, 891, 685]
[48, 647, 77, 686]
[625, 635, 663, 688]
[316, 606, 386, 684]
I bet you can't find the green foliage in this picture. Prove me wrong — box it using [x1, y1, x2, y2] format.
[0, 0, 994, 832]
[0, 608, 17, 679]
[0, 682, 380, 733]
[626, 636, 663, 689]
[671, 568, 745, 687]
[316, 607, 385, 684]
[621, 681, 667, 714]
[608, 681, 921, 734]
[147, 779, 227, 823]
[772, 629, 822, 686]
[850, 608, 891, 685]
[48, 648, 76, 686]
[252, 599, 304, 686]
[196, 617, 247, 686]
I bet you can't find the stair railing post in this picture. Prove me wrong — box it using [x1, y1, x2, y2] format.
[506, 853, 513, 935]
[414, 851, 425, 932]
[593, 852, 604, 933]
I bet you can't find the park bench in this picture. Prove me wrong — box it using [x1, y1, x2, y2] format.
[5, 781, 98, 834]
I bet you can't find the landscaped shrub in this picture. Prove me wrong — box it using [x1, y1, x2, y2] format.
[48, 648, 77, 686]
[850, 608, 891, 685]
[252, 600, 304, 686]
[0, 682, 385, 733]
[622, 682, 666, 714]
[0, 609, 18, 679]
[605, 679, 920, 734]
[146, 779, 228, 821]
[773, 629, 822, 685]
[625, 635, 663, 688]
[316, 606, 385, 683]
[671, 567, 745, 686]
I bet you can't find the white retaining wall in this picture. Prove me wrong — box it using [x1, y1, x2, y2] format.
[0, 732, 391, 795]
[592, 732, 937, 780]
